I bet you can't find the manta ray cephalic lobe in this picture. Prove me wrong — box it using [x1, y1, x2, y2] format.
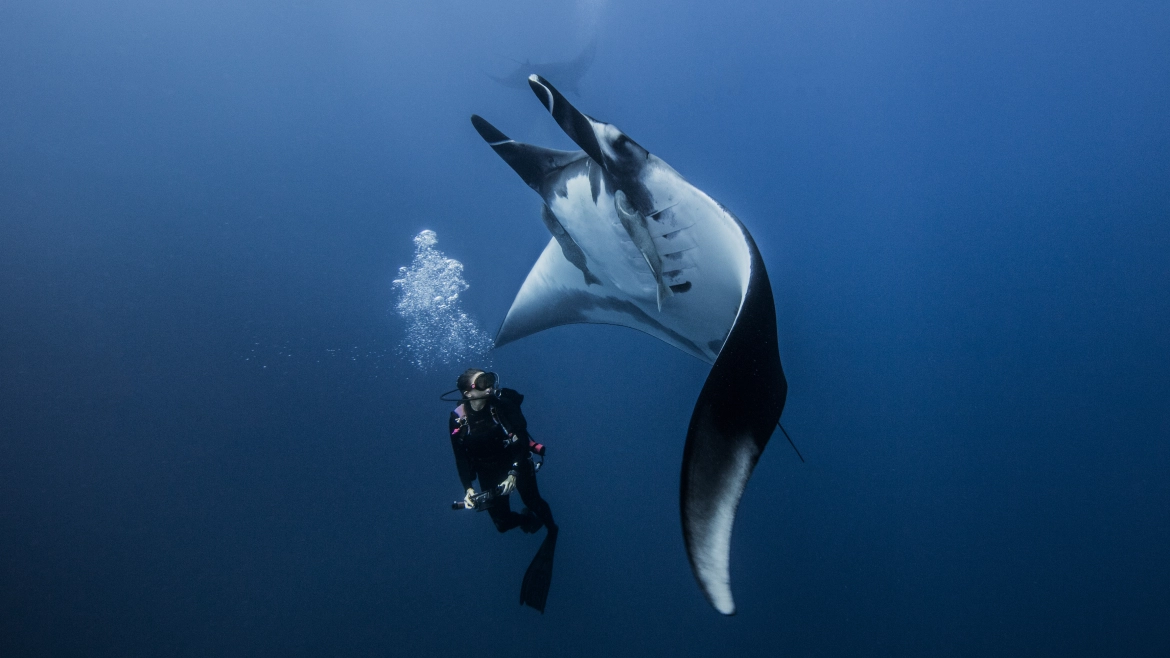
[470, 75, 787, 615]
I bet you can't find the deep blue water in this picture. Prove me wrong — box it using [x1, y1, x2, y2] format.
[2, 1, 1168, 656]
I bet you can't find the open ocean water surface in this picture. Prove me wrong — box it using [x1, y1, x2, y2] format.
[2, 1, 1168, 656]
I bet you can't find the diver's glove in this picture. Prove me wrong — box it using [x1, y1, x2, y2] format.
[463, 488, 477, 509]
[498, 473, 517, 496]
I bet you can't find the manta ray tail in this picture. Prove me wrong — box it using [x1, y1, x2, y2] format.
[680, 230, 786, 615]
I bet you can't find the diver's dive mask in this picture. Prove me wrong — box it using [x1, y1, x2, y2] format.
[471, 371, 497, 391]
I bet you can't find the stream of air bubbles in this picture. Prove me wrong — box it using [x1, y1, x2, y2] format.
[392, 230, 493, 370]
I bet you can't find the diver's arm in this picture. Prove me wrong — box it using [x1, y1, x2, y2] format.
[493, 397, 534, 476]
[497, 395, 531, 442]
[498, 473, 517, 496]
[449, 413, 476, 490]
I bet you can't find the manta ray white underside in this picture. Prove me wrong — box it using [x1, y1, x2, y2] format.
[498, 158, 750, 364]
[472, 75, 787, 615]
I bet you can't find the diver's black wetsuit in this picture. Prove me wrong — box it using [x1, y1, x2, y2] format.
[449, 388, 555, 533]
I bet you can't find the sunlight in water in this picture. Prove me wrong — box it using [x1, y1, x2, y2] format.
[392, 230, 493, 370]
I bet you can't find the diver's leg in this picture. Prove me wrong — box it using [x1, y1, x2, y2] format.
[517, 459, 559, 611]
[486, 495, 525, 533]
[481, 467, 526, 533]
[516, 461, 556, 532]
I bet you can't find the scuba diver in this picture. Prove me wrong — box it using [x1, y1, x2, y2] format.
[447, 368, 558, 612]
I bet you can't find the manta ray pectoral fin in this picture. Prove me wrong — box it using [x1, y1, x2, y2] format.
[497, 239, 709, 358]
[470, 114, 585, 193]
[483, 70, 530, 91]
[681, 233, 786, 615]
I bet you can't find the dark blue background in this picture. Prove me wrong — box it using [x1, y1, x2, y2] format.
[2, 1, 1167, 656]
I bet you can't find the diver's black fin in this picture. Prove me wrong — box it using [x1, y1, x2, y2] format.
[519, 528, 558, 613]
[470, 115, 586, 193]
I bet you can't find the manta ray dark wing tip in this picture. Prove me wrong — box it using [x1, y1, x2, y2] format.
[526, 76, 607, 170]
[471, 114, 511, 145]
[527, 75, 557, 112]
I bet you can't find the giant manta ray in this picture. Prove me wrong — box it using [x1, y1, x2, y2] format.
[471, 76, 787, 615]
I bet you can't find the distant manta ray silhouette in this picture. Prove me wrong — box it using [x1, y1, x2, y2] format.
[470, 76, 788, 615]
[484, 38, 597, 95]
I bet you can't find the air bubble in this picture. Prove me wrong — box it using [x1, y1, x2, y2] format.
[392, 230, 493, 370]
